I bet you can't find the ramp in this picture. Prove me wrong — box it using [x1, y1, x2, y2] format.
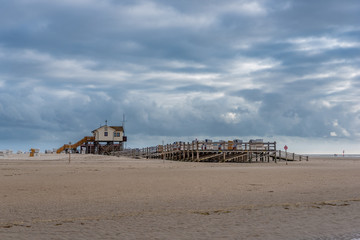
[274, 150, 308, 161]
[56, 136, 95, 154]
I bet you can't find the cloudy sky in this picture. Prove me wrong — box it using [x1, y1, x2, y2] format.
[1, 0, 359, 153]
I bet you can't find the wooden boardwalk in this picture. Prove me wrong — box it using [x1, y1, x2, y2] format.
[117, 140, 309, 163]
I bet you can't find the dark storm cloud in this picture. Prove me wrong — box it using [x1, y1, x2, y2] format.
[0, 0, 360, 152]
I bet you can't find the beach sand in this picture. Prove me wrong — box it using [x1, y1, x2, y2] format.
[1, 154, 360, 239]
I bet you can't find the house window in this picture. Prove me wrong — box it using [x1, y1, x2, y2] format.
[113, 132, 116, 137]
[104, 132, 108, 136]
[117, 132, 120, 137]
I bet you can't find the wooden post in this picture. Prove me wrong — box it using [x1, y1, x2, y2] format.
[293, 153, 295, 161]
[192, 142, 194, 161]
[187, 142, 190, 161]
[163, 144, 166, 161]
[279, 150, 281, 161]
[183, 142, 186, 160]
[173, 144, 175, 160]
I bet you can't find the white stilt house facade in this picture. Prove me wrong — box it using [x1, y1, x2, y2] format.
[92, 125, 124, 142]
[91, 124, 127, 154]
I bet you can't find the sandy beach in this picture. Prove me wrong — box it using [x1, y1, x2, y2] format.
[1, 154, 360, 240]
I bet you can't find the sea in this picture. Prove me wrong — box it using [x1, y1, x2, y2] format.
[308, 154, 360, 158]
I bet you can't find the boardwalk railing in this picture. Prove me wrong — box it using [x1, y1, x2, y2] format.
[116, 140, 308, 163]
[276, 150, 309, 161]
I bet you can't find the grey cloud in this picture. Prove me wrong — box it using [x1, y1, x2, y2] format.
[0, 0, 360, 152]
[174, 84, 217, 93]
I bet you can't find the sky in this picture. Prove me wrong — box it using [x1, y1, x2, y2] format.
[0, 0, 359, 154]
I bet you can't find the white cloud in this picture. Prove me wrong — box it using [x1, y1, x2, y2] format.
[300, 72, 334, 80]
[350, 103, 360, 113]
[221, 58, 281, 90]
[339, 66, 360, 79]
[229, 58, 281, 75]
[3, 48, 131, 84]
[162, 60, 207, 69]
[115, 1, 267, 31]
[288, 37, 360, 54]
[342, 129, 350, 137]
[45, 58, 130, 82]
[33, 86, 91, 104]
[222, 112, 241, 124]
[333, 120, 339, 127]
[329, 119, 352, 138]
[116, 1, 215, 29]
[330, 132, 337, 137]
[322, 79, 352, 95]
[298, 61, 360, 83]
[218, 1, 267, 16]
[310, 100, 334, 109]
[95, 92, 111, 101]
[139, 71, 220, 84]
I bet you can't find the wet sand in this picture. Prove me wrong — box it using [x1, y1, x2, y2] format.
[1, 154, 360, 239]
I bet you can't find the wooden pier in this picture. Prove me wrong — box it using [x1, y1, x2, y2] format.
[118, 140, 308, 163]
